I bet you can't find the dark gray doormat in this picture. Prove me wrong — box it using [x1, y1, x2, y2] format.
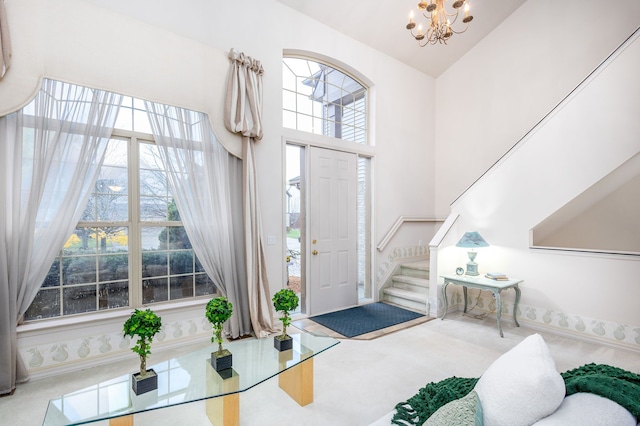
[309, 302, 426, 338]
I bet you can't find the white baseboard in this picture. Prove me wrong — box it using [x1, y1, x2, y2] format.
[436, 296, 640, 355]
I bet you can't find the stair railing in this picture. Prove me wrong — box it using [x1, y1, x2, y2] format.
[376, 216, 444, 252]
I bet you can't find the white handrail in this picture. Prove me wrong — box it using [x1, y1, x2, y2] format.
[428, 213, 459, 248]
[376, 216, 443, 251]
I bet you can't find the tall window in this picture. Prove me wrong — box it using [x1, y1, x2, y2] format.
[23, 97, 217, 321]
[282, 57, 367, 144]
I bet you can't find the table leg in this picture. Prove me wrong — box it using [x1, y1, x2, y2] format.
[463, 286, 468, 313]
[513, 285, 521, 327]
[206, 391, 239, 426]
[110, 416, 133, 426]
[206, 365, 240, 426]
[279, 357, 313, 406]
[441, 282, 449, 320]
[495, 290, 504, 338]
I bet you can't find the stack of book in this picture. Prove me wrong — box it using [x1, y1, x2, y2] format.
[485, 272, 509, 281]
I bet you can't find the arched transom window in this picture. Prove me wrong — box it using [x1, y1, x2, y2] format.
[283, 57, 367, 144]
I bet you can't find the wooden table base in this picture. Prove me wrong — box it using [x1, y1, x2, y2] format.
[109, 415, 133, 426]
[278, 357, 314, 406]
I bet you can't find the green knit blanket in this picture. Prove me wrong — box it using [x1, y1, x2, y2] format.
[391, 363, 640, 425]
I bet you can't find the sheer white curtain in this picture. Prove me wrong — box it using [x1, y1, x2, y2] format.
[225, 48, 276, 338]
[0, 0, 11, 79]
[145, 102, 251, 338]
[0, 79, 121, 395]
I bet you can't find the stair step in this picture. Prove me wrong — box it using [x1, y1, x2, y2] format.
[383, 287, 428, 313]
[391, 274, 429, 294]
[383, 286, 427, 302]
[399, 260, 430, 279]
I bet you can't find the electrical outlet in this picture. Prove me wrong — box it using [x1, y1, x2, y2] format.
[418, 239, 422, 246]
[267, 235, 276, 245]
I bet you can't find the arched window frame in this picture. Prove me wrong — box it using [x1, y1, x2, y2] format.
[282, 55, 368, 145]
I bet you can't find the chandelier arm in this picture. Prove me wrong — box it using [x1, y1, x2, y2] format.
[448, 23, 470, 35]
[420, 36, 441, 47]
[427, 26, 436, 40]
[446, 12, 461, 26]
[419, 12, 435, 24]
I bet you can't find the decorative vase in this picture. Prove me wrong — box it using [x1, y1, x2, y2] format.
[211, 349, 232, 372]
[131, 369, 157, 395]
[274, 335, 293, 352]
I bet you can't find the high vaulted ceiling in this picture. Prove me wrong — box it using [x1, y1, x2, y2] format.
[275, 0, 527, 78]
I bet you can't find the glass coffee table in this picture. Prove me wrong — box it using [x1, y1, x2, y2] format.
[43, 332, 339, 426]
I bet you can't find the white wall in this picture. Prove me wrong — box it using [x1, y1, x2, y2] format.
[1, 0, 437, 374]
[435, 0, 640, 217]
[434, 0, 640, 350]
[534, 168, 640, 253]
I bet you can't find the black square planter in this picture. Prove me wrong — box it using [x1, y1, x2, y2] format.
[131, 369, 157, 395]
[274, 335, 293, 352]
[211, 350, 232, 372]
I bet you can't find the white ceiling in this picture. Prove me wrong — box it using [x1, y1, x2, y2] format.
[275, 0, 527, 78]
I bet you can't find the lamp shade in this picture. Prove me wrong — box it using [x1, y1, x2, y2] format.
[456, 231, 489, 248]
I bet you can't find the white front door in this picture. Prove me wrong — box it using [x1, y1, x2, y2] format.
[308, 147, 358, 315]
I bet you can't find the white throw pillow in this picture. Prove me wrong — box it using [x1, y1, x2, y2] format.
[474, 333, 565, 426]
[533, 393, 636, 426]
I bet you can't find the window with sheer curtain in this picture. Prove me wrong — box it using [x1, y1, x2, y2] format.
[23, 96, 218, 321]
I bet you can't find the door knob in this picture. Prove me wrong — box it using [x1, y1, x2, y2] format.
[312, 250, 318, 255]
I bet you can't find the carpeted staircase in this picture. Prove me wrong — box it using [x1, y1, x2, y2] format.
[382, 260, 429, 314]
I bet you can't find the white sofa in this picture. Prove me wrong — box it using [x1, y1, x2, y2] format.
[371, 334, 638, 426]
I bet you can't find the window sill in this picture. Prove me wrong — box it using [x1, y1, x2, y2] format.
[18, 298, 210, 337]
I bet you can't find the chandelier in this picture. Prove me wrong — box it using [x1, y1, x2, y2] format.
[405, 0, 473, 46]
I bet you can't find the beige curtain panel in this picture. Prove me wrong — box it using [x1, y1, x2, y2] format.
[225, 48, 276, 338]
[0, 0, 11, 79]
[225, 49, 263, 140]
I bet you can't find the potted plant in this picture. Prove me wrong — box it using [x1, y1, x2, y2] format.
[205, 296, 234, 371]
[123, 308, 162, 395]
[272, 288, 299, 351]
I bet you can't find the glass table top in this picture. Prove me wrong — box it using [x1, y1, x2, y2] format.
[43, 332, 339, 425]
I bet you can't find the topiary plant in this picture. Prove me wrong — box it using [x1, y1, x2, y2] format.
[272, 288, 299, 339]
[205, 297, 233, 354]
[123, 308, 162, 377]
